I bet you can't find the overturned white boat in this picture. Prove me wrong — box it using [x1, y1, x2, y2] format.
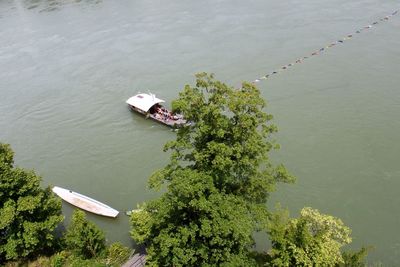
[126, 93, 187, 127]
[52, 186, 119, 218]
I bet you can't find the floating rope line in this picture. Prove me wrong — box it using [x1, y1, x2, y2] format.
[253, 9, 399, 83]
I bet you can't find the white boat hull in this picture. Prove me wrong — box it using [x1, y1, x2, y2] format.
[52, 186, 119, 218]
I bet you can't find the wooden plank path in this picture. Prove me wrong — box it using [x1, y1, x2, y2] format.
[122, 252, 146, 267]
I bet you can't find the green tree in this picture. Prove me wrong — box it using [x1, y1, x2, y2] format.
[131, 169, 256, 266]
[64, 210, 106, 259]
[0, 143, 63, 263]
[158, 72, 294, 203]
[266, 207, 353, 266]
[340, 246, 370, 267]
[131, 73, 293, 265]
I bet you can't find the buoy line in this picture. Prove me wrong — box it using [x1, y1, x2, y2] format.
[253, 9, 399, 83]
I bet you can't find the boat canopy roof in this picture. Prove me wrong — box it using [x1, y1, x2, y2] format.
[126, 93, 165, 112]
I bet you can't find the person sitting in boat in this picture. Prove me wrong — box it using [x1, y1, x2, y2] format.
[163, 112, 169, 121]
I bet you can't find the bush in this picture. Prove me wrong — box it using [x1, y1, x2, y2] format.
[0, 143, 63, 263]
[64, 210, 106, 259]
[106, 242, 131, 266]
[51, 251, 69, 267]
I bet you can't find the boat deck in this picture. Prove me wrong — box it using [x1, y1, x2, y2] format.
[148, 113, 187, 127]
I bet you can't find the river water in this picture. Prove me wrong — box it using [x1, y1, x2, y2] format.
[1, 0, 399, 264]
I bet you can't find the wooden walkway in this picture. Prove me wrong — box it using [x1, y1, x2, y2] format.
[122, 252, 146, 267]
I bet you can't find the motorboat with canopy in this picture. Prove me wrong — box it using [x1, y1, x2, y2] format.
[126, 93, 187, 127]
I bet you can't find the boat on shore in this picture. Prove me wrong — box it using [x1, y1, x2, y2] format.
[126, 93, 187, 127]
[52, 186, 119, 218]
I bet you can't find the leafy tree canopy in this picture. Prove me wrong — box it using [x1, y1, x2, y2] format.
[0, 143, 63, 263]
[131, 74, 294, 265]
[339, 246, 370, 267]
[131, 169, 257, 266]
[151, 72, 294, 204]
[267, 207, 353, 267]
[64, 210, 106, 259]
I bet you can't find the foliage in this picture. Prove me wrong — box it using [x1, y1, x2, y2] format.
[340, 246, 371, 267]
[52, 252, 107, 267]
[131, 73, 295, 265]
[105, 242, 131, 266]
[131, 169, 257, 266]
[64, 210, 106, 259]
[267, 207, 353, 266]
[27, 256, 52, 267]
[0, 143, 64, 263]
[153, 72, 294, 203]
[62, 253, 106, 267]
[51, 251, 68, 267]
[5, 242, 132, 267]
